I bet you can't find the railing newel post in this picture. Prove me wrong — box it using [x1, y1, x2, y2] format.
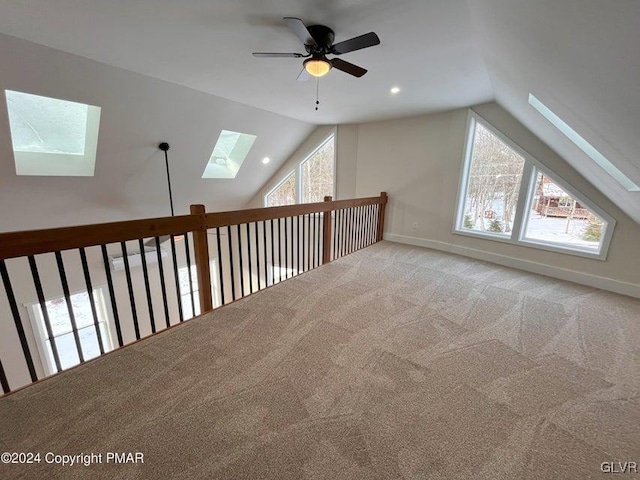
[190, 204, 213, 313]
[377, 192, 388, 242]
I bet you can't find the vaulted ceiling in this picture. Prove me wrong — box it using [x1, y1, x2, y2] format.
[0, 0, 638, 224]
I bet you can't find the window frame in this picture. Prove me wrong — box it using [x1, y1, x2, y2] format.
[263, 131, 336, 207]
[453, 110, 616, 261]
[26, 286, 114, 376]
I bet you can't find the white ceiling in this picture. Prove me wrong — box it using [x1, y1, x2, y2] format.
[0, 0, 638, 223]
[0, 0, 493, 124]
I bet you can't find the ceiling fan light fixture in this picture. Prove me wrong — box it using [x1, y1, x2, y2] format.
[304, 58, 332, 77]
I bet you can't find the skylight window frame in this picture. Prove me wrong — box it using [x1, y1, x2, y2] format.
[5, 90, 101, 177]
[201, 129, 257, 179]
[453, 110, 616, 261]
[528, 93, 640, 192]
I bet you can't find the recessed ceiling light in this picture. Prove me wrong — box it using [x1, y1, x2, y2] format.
[390, 86, 400, 95]
[262, 157, 270, 164]
[528, 93, 640, 192]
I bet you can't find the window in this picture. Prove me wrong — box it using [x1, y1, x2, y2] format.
[267, 264, 298, 286]
[265, 171, 297, 207]
[458, 120, 526, 236]
[178, 262, 220, 318]
[202, 130, 257, 179]
[264, 133, 335, 207]
[28, 289, 113, 375]
[521, 170, 609, 253]
[455, 111, 615, 259]
[179, 265, 201, 319]
[5, 90, 101, 176]
[528, 94, 639, 192]
[301, 135, 335, 203]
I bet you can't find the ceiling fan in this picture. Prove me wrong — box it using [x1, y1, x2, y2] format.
[253, 17, 380, 80]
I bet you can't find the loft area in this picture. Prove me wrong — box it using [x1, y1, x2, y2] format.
[1, 2, 639, 479]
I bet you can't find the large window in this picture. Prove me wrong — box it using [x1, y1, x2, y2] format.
[301, 135, 335, 203]
[28, 289, 113, 375]
[265, 171, 297, 207]
[178, 262, 221, 319]
[458, 121, 526, 237]
[455, 112, 615, 259]
[522, 170, 608, 253]
[264, 133, 335, 207]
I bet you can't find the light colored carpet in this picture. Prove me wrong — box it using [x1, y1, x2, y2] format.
[1, 241, 639, 479]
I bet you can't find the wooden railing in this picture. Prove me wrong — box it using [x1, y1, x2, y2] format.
[0, 193, 387, 395]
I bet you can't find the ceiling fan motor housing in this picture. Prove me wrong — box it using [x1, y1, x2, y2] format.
[305, 25, 336, 53]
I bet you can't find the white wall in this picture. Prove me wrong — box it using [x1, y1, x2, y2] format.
[349, 103, 640, 296]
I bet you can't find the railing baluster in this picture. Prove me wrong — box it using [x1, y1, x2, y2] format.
[311, 212, 316, 268]
[101, 245, 124, 347]
[227, 226, 236, 301]
[336, 210, 339, 260]
[247, 223, 253, 294]
[358, 206, 364, 250]
[255, 222, 262, 291]
[137, 240, 156, 334]
[277, 218, 282, 284]
[296, 215, 305, 273]
[55, 251, 85, 362]
[270, 219, 275, 286]
[28, 256, 62, 373]
[284, 217, 289, 279]
[184, 233, 197, 318]
[289, 217, 294, 278]
[309, 214, 313, 269]
[367, 205, 374, 245]
[216, 227, 225, 306]
[155, 237, 171, 329]
[302, 214, 307, 272]
[0, 260, 37, 382]
[350, 208, 356, 254]
[120, 243, 141, 340]
[79, 248, 106, 353]
[0, 358, 9, 394]
[237, 224, 245, 298]
[170, 236, 184, 322]
[262, 221, 268, 290]
[342, 209, 348, 257]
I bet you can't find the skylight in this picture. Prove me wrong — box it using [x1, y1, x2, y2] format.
[528, 94, 640, 192]
[201, 130, 257, 179]
[5, 90, 101, 176]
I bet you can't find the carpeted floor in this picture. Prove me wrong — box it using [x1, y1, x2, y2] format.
[1, 241, 639, 479]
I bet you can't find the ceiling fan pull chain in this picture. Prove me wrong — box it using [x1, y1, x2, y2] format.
[315, 77, 320, 111]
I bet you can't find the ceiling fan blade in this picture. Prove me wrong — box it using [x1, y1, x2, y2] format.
[283, 17, 317, 46]
[253, 52, 306, 58]
[330, 58, 367, 77]
[297, 68, 311, 82]
[332, 32, 380, 55]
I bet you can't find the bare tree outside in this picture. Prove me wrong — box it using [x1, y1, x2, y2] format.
[266, 173, 296, 207]
[302, 137, 335, 203]
[462, 122, 525, 234]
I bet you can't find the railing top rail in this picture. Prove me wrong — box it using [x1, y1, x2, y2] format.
[202, 195, 385, 229]
[0, 194, 387, 260]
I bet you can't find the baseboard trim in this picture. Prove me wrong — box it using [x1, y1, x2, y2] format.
[383, 233, 640, 299]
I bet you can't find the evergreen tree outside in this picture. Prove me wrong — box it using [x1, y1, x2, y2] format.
[489, 219, 503, 233]
[583, 215, 603, 242]
[463, 214, 474, 229]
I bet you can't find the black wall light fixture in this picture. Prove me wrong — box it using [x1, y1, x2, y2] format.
[159, 142, 175, 217]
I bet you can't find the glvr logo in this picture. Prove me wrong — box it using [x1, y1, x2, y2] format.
[601, 462, 638, 474]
